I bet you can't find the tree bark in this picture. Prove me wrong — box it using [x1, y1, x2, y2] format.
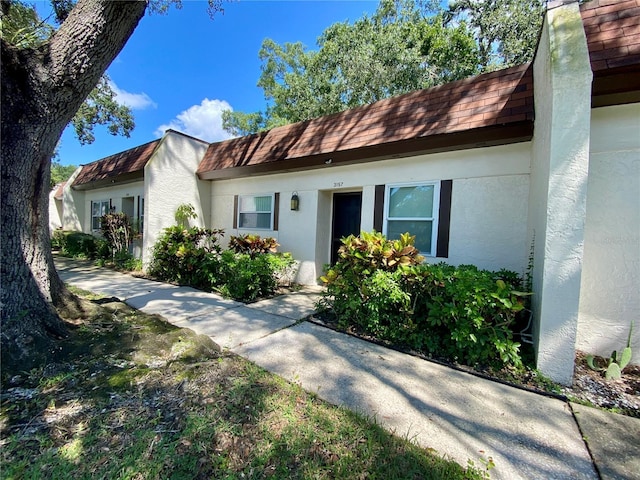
[1, 0, 147, 371]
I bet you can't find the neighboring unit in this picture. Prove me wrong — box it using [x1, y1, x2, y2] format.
[56, 130, 210, 265]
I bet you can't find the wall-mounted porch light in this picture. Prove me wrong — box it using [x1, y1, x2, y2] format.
[290, 192, 300, 211]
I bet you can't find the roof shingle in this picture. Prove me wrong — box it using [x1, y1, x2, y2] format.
[52, 181, 66, 200]
[198, 64, 534, 179]
[581, 0, 640, 71]
[72, 140, 160, 189]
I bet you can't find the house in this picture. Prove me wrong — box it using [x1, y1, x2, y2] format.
[55, 0, 639, 384]
[49, 181, 66, 231]
[58, 129, 211, 263]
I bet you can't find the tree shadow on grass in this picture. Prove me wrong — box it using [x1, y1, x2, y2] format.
[0, 297, 479, 480]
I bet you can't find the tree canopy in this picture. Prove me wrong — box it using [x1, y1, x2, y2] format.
[50, 159, 77, 187]
[223, 0, 544, 136]
[1, 0, 135, 146]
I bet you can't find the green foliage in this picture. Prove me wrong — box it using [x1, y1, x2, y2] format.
[223, 0, 544, 136]
[100, 212, 131, 256]
[218, 251, 296, 302]
[446, 0, 545, 69]
[320, 231, 528, 368]
[50, 160, 77, 187]
[587, 321, 634, 380]
[0, 0, 53, 48]
[224, 0, 482, 134]
[174, 203, 198, 229]
[52, 230, 107, 259]
[72, 75, 135, 145]
[228, 234, 279, 257]
[149, 227, 296, 302]
[406, 264, 527, 367]
[148, 226, 225, 290]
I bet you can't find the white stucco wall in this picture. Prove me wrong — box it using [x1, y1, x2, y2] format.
[81, 182, 144, 233]
[143, 131, 210, 266]
[49, 189, 63, 231]
[528, 2, 593, 384]
[209, 142, 531, 284]
[61, 167, 84, 232]
[577, 103, 640, 361]
[448, 175, 530, 274]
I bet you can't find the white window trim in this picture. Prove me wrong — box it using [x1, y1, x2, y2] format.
[92, 200, 110, 231]
[237, 193, 275, 231]
[383, 181, 440, 257]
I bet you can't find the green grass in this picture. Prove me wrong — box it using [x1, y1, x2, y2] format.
[1, 294, 491, 480]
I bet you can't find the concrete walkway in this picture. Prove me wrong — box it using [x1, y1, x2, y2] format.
[56, 257, 640, 480]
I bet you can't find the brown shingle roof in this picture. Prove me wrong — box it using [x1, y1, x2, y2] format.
[53, 181, 66, 200]
[198, 64, 534, 179]
[581, 0, 640, 71]
[581, 0, 640, 106]
[72, 139, 160, 190]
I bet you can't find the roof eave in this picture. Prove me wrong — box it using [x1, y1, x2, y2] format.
[71, 171, 145, 191]
[591, 63, 640, 108]
[197, 121, 534, 181]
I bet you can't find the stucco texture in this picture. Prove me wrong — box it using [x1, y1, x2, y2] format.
[577, 104, 640, 361]
[209, 143, 531, 285]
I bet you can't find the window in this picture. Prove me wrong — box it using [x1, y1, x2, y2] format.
[238, 194, 274, 230]
[91, 200, 110, 231]
[384, 182, 440, 256]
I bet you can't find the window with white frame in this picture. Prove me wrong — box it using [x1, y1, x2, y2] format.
[91, 200, 110, 231]
[384, 182, 440, 256]
[238, 194, 274, 230]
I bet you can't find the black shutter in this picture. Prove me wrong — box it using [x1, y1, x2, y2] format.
[233, 195, 238, 229]
[373, 184, 385, 233]
[436, 180, 452, 258]
[273, 193, 280, 231]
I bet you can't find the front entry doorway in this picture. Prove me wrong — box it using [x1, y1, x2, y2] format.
[331, 192, 362, 265]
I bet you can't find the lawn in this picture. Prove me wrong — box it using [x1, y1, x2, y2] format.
[0, 288, 490, 479]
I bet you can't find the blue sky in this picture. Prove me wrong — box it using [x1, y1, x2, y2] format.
[48, 0, 379, 166]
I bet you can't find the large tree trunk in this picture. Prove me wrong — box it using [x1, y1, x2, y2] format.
[1, 0, 147, 371]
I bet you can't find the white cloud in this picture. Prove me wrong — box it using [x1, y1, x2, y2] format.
[109, 81, 157, 110]
[155, 98, 235, 142]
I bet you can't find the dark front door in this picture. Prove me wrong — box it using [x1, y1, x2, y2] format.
[331, 192, 362, 265]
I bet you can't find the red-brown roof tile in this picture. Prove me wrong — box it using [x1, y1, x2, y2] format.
[72, 140, 160, 189]
[198, 64, 534, 179]
[581, 0, 640, 71]
[53, 181, 66, 200]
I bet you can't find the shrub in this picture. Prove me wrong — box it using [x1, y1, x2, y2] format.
[331, 230, 424, 274]
[100, 212, 131, 257]
[149, 227, 298, 302]
[218, 251, 296, 302]
[53, 231, 106, 259]
[228, 234, 279, 257]
[405, 264, 527, 368]
[148, 226, 224, 290]
[174, 203, 198, 229]
[320, 231, 528, 368]
[319, 231, 423, 332]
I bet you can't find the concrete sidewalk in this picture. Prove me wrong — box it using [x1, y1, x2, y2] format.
[56, 257, 640, 480]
